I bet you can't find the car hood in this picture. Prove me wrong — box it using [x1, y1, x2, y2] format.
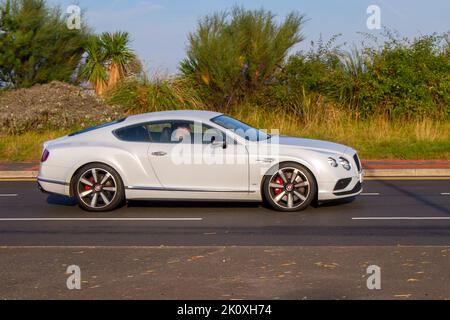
[272, 136, 349, 155]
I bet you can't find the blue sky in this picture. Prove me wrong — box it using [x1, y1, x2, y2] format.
[54, 0, 450, 74]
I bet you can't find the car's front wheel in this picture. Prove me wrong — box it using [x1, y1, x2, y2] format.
[263, 162, 316, 212]
[74, 163, 125, 212]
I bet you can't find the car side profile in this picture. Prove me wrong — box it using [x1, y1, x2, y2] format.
[38, 110, 363, 212]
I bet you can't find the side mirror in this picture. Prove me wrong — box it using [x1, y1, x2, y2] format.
[210, 136, 226, 149]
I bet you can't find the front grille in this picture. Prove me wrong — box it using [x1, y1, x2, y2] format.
[353, 153, 361, 172]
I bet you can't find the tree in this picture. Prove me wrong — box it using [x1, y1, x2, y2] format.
[101, 31, 136, 89]
[0, 0, 89, 88]
[79, 36, 108, 95]
[80, 31, 138, 94]
[180, 6, 305, 109]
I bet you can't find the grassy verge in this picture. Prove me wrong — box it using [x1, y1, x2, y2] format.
[0, 130, 72, 162]
[0, 113, 448, 161]
[232, 107, 450, 160]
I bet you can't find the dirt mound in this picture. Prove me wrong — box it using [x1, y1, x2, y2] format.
[0, 81, 123, 134]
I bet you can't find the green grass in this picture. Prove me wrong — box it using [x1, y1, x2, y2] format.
[0, 130, 72, 162]
[232, 106, 450, 160]
[1, 113, 448, 162]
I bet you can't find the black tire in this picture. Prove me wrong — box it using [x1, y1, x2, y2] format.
[262, 162, 317, 212]
[73, 163, 125, 212]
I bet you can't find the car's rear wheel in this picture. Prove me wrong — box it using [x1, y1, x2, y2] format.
[74, 163, 124, 212]
[263, 162, 316, 212]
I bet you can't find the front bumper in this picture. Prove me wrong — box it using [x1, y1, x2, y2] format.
[333, 181, 363, 196]
[318, 170, 364, 201]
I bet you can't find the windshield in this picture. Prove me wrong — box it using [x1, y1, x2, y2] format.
[211, 115, 270, 141]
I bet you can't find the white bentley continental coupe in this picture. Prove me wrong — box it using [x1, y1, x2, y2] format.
[38, 110, 363, 212]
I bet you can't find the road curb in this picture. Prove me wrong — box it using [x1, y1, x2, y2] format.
[0, 169, 450, 180]
[364, 168, 450, 178]
[0, 171, 39, 179]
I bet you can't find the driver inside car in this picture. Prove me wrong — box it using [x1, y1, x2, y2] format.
[171, 123, 192, 143]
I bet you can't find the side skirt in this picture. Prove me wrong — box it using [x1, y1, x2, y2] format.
[125, 187, 261, 201]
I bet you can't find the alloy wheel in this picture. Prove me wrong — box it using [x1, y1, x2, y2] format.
[77, 168, 117, 209]
[267, 167, 310, 210]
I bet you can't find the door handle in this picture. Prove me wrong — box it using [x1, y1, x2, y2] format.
[151, 151, 167, 156]
[256, 158, 275, 163]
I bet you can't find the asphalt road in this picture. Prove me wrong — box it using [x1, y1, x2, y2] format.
[0, 180, 449, 246]
[2, 246, 449, 299]
[1, 179, 449, 299]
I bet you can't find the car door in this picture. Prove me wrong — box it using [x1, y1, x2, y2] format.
[147, 120, 249, 192]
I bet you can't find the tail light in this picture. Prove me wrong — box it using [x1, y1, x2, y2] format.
[41, 149, 50, 162]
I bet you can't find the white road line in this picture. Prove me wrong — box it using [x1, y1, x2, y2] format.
[441, 193, 450, 195]
[360, 193, 380, 196]
[0, 218, 203, 221]
[0, 194, 18, 197]
[352, 217, 450, 220]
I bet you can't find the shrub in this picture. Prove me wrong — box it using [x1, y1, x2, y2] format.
[359, 32, 450, 119]
[180, 6, 305, 110]
[106, 75, 204, 114]
[278, 31, 450, 119]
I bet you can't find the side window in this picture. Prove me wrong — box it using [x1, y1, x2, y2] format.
[146, 122, 173, 143]
[114, 124, 150, 142]
[147, 121, 194, 144]
[115, 120, 228, 145]
[201, 124, 225, 144]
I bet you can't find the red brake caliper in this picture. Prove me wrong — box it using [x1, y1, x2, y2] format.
[274, 176, 284, 194]
[84, 177, 94, 191]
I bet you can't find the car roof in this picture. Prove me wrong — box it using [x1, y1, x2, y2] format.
[123, 110, 223, 125]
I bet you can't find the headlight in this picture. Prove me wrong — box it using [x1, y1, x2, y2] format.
[339, 157, 351, 170]
[328, 157, 338, 167]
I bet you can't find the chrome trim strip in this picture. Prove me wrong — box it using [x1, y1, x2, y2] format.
[126, 186, 254, 193]
[37, 177, 69, 186]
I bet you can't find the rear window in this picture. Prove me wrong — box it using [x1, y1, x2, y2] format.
[68, 118, 127, 137]
[114, 124, 151, 142]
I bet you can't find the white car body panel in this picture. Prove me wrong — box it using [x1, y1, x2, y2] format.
[147, 142, 249, 192]
[38, 110, 363, 203]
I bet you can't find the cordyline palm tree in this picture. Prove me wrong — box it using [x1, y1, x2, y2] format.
[101, 31, 136, 89]
[80, 31, 136, 95]
[79, 36, 108, 95]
